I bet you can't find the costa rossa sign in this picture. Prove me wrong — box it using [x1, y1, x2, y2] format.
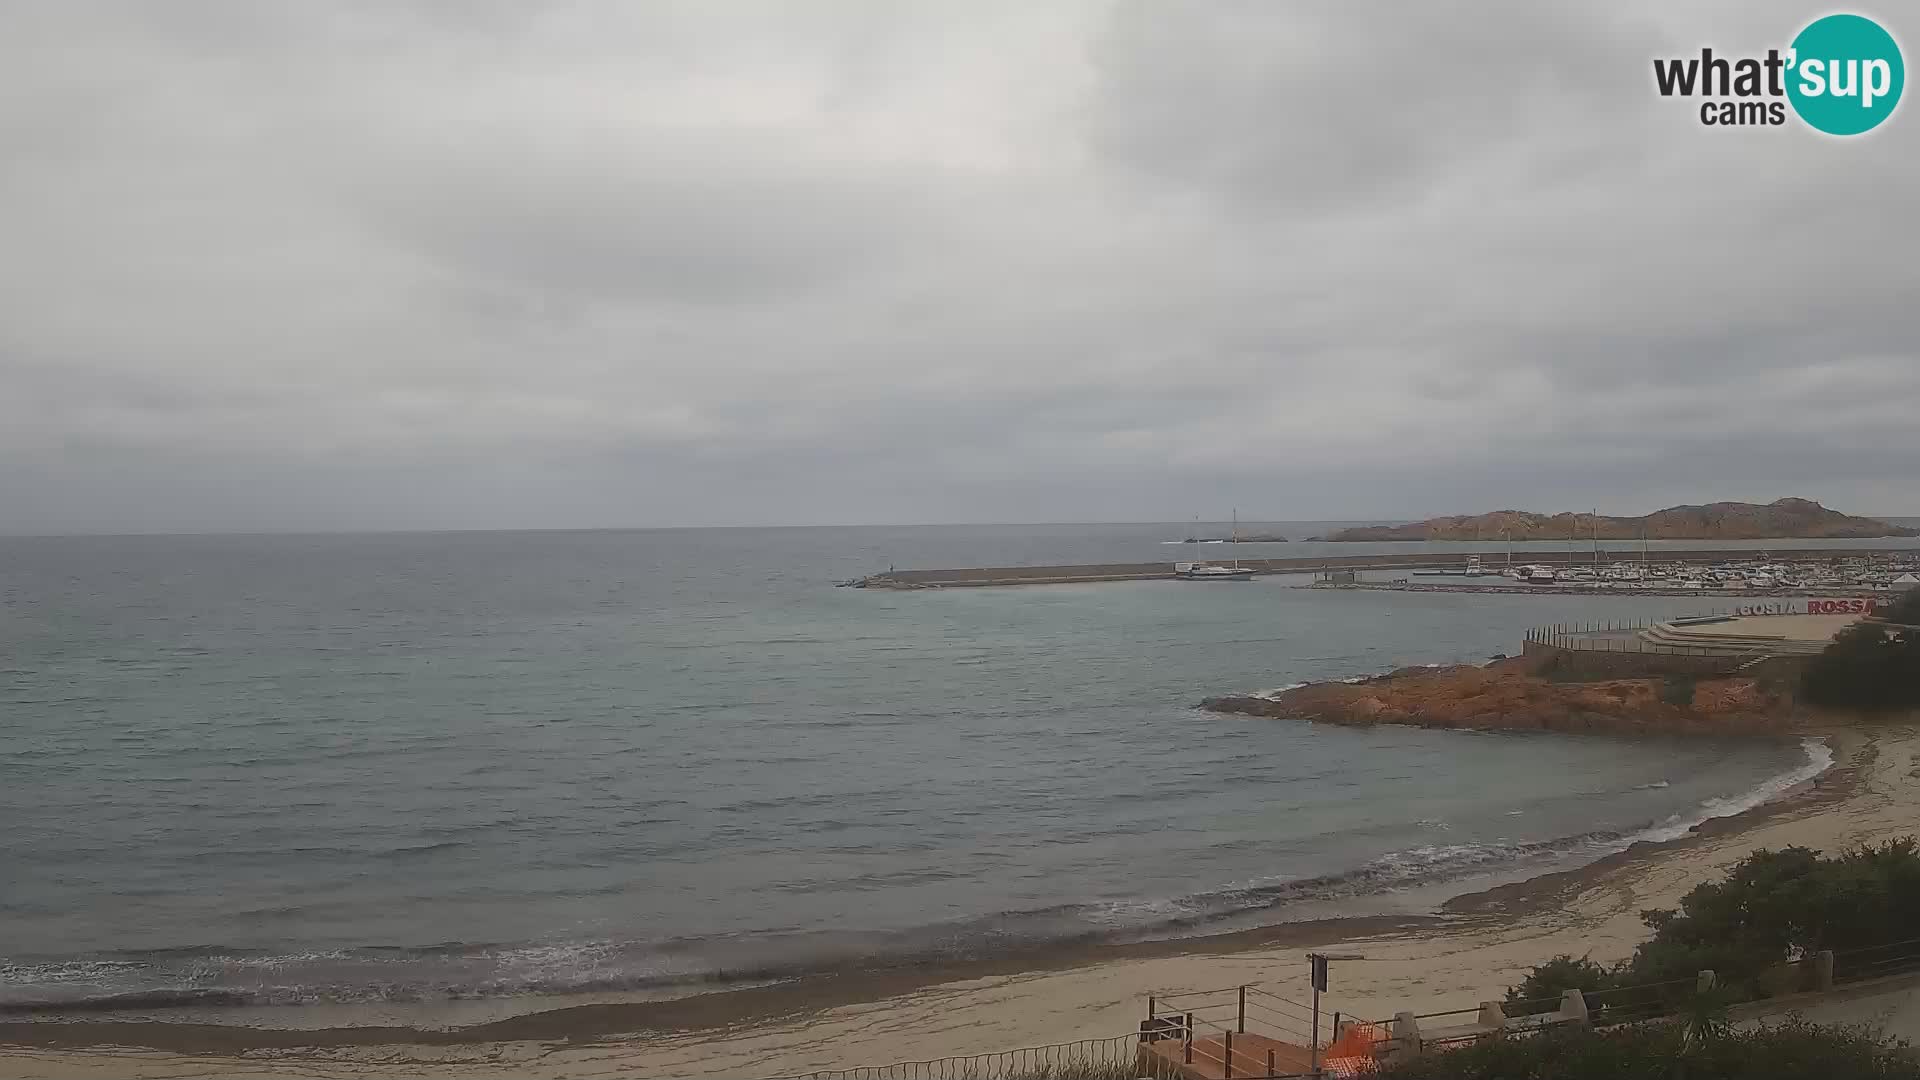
[1733, 597, 1883, 616]
[1808, 597, 1882, 615]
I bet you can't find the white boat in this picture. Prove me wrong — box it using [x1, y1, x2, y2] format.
[1527, 566, 1557, 585]
[1175, 561, 1255, 580]
[1177, 509, 1255, 580]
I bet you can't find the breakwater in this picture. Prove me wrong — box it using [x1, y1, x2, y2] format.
[848, 547, 1915, 589]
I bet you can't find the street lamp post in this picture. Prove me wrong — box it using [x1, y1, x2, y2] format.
[1308, 952, 1367, 1076]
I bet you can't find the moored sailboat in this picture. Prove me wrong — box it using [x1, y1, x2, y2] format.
[1176, 509, 1255, 580]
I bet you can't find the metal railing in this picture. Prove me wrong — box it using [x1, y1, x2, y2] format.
[1360, 943, 1920, 1057]
[1584, 976, 1704, 1026]
[1143, 983, 1326, 1078]
[1378, 972, 1737, 1042]
[1829, 934, 1920, 985]
[758, 1032, 1155, 1080]
[760, 941, 1920, 1080]
[1524, 619, 1737, 657]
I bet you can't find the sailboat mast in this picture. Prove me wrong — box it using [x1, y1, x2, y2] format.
[1231, 508, 1240, 570]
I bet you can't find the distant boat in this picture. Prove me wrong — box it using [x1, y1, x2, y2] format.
[1176, 509, 1255, 580]
[1175, 561, 1255, 581]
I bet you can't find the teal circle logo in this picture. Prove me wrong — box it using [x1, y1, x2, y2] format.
[1786, 14, 1904, 135]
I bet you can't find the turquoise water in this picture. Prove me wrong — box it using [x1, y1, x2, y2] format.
[1, 525, 1877, 1010]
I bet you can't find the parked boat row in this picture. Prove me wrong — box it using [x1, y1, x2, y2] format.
[1480, 558, 1920, 592]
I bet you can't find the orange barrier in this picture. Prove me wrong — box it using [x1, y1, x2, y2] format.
[1325, 1022, 1385, 1060]
[1318, 1021, 1386, 1076]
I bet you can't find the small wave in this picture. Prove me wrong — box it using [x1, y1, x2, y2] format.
[0, 959, 145, 984]
[1631, 737, 1832, 845]
[0, 989, 255, 1014]
[1252, 683, 1307, 700]
[373, 841, 465, 859]
[1635, 780, 1672, 791]
[1189, 830, 1631, 911]
[1314, 662, 1453, 687]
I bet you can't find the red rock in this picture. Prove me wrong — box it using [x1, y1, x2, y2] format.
[1201, 665, 1798, 736]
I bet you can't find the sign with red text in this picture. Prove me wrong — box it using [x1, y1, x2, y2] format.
[1733, 597, 1884, 617]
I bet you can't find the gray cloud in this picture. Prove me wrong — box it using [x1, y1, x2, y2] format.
[0, 0, 1915, 533]
[1086, 1, 1658, 208]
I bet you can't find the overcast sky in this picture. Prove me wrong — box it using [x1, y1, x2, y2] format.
[1, 1, 1914, 534]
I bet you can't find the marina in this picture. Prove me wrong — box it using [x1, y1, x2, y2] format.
[844, 547, 1920, 593]
[1315, 553, 1920, 598]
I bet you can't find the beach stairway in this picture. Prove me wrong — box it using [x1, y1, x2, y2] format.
[1140, 985, 1336, 1078]
[1145, 1030, 1314, 1079]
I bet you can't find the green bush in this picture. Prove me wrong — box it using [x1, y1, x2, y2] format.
[1506, 840, 1920, 1004]
[1660, 675, 1698, 707]
[1503, 954, 1617, 1015]
[1376, 1019, 1920, 1080]
[1628, 839, 1920, 985]
[1801, 590, 1920, 711]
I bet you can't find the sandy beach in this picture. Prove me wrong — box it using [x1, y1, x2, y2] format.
[5, 722, 1916, 1080]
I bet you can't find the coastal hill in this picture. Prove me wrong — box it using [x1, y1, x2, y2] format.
[1324, 498, 1916, 542]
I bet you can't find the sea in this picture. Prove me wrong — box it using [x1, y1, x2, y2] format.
[3, 522, 1913, 1017]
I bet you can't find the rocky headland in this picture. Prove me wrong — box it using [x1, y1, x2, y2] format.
[1202, 661, 1804, 737]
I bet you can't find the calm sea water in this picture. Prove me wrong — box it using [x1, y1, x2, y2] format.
[4, 523, 1904, 1012]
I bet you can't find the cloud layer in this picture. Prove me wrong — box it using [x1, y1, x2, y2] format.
[2, 1, 1914, 532]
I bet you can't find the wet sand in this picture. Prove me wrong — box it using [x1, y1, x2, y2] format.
[5, 723, 1915, 1080]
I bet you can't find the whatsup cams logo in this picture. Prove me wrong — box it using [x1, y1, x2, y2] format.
[1653, 12, 1904, 134]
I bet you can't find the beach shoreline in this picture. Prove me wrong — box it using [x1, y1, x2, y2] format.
[6, 721, 1913, 1079]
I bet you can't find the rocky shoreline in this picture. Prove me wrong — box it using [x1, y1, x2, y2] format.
[1202, 659, 1806, 737]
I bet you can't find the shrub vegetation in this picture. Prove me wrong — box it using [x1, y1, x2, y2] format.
[1376, 1019, 1920, 1080]
[1800, 590, 1920, 711]
[1506, 839, 1920, 1009]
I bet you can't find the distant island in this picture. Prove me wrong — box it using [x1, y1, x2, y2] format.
[1322, 498, 1917, 542]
